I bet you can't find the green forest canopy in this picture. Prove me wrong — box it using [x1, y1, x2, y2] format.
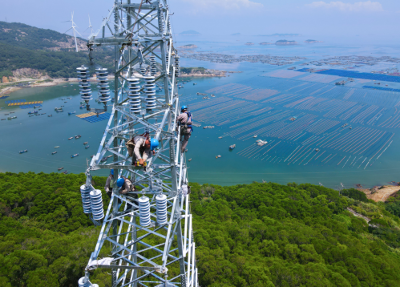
[1, 172, 400, 286]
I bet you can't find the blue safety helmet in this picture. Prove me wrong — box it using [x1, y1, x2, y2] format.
[117, 178, 125, 187]
[110, 169, 114, 175]
[181, 105, 187, 112]
[150, 138, 159, 150]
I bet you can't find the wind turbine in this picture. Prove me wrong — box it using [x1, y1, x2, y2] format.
[64, 12, 81, 52]
[85, 15, 94, 35]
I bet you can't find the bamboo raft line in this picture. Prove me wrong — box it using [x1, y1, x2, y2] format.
[325, 154, 337, 164]
[321, 154, 333, 163]
[376, 140, 393, 160]
[291, 147, 313, 165]
[352, 156, 363, 167]
[299, 149, 316, 165]
[237, 144, 258, 156]
[350, 156, 356, 166]
[355, 131, 386, 155]
[342, 128, 382, 154]
[366, 133, 394, 162]
[314, 150, 326, 161]
[287, 146, 307, 164]
[342, 156, 351, 168]
[337, 156, 346, 166]
[284, 146, 301, 162]
[304, 150, 320, 165]
[358, 157, 367, 169]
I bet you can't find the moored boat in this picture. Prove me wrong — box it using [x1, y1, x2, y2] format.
[19, 149, 28, 154]
[58, 167, 64, 171]
[83, 142, 88, 145]
[229, 144, 236, 150]
[52, 151, 57, 155]
[68, 137, 73, 140]
[71, 153, 79, 158]
[85, 145, 90, 149]
[75, 135, 81, 139]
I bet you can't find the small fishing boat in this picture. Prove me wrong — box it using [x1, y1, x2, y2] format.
[19, 149, 28, 154]
[229, 144, 236, 150]
[41, 113, 46, 115]
[63, 170, 68, 174]
[58, 167, 64, 171]
[216, 155, 221, 159]
[68, 111, 76, 115]
[85, 145, 90, 149]
[75, 135, 81, 139]
[188, 158, 192, 162]
[83, 142, 88, 145]
[71, 153, 79, 158]
[218, 136, 223, 139]
[68, 137, 73, 140]
[52, 151, 57, 155]
[315, 148, 320, 152]
[54, 146, 60, 148]
[253, 135, 257, 138]
[48, 114, 52, 117]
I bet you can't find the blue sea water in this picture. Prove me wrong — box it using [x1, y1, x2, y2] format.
[1, 37, 400, 189]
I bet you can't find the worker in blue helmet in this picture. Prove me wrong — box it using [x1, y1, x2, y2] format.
[116, 176, 135, 195]
[104, 169, 115, 198]
[177, 105, 193, 153]
[130, 133, 159, 167]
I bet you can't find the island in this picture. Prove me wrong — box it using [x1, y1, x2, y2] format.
[180, 30, 200, 35]
[245, 42, 254, 46]
[180, 67, 227, 77]
[275, 40, 298, 45]
[177, 44, 198, 50]
[305, 39, 323, 44]
[259, 42, 274, 45]
[231, 33, 240, 36]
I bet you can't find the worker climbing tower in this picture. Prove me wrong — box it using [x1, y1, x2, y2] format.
[78, 1, 198, 286]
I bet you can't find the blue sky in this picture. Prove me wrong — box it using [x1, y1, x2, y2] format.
[1, 0, 399, 40]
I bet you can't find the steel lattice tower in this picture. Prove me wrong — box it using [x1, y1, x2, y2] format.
[78, 1, 198, 286]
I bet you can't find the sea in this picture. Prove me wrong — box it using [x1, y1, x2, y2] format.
[2, 34, 400, 189]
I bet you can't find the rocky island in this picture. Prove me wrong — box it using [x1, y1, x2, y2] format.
[276, 40, 298, 45]
[177, 44, 198, 50]
[180, 67, 227, 77]
[305, 39, 323, 44]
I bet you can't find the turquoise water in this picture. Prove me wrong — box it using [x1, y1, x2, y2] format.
[2, 39, 400, 189]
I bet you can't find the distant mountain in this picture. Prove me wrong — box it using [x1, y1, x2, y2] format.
[0, 21, 113, 80]
[305, 39, 323, 44]
[259, 33, 300, 37]
[180, 30, 200, 35]
[231, 33, 240, 36]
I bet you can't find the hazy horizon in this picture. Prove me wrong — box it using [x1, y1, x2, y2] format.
[1, 0, 399, 45]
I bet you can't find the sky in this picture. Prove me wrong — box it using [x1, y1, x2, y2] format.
[1, 0, 400, 42]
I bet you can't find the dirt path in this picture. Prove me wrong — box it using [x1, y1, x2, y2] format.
[362, 186, 400, 202]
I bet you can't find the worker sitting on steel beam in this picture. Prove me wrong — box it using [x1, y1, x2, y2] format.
[128, 134, 159, 166]
[116, 177, 138, 209]
[176, 105, 193, 153]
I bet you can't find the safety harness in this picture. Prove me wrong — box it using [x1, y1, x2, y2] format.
[179, 111, 193, 134]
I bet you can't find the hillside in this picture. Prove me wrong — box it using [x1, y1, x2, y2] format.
[0, 21, 113, 80]
[1, 172, 400, 286]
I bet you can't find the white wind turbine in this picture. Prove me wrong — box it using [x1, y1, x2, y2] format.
[85, 15, 94, 36]
[64, 12, 81, 52]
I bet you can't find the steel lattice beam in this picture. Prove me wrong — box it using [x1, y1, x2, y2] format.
[78, 1, 198, 287]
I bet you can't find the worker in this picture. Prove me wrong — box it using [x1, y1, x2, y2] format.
[104, 169, 114, 198]
[116, 177, 137, 209]
[176, 105, 192, 153]
[132, 135, 159, 166]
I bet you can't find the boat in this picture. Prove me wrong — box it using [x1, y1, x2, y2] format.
[52, 151, 57, 155]
[83, 142, 88, 145]
[253, 135, 257, 138]
[48, 114, 53, 117]
[216, 155, 221, 159]
[188, 158, 192, 162]
[19, 149, 28, 154]
[85, 145, 90, 149]
[58, 167, 64, 171]
[54, 146, 60, 148]
[75, 135, 81, 139]
[63, 170, 68, 174]
[71, 153, 79, 158]
[229, 144, 236, 150]
[68, 137, 73, 140]
[218, 136, 223, 139]
[41, 113, 46, 115]
[315, 148, 320, 152]
[68, 111, 76, 115]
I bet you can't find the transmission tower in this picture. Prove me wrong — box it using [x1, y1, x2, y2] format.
[77, 1, 198, 286]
